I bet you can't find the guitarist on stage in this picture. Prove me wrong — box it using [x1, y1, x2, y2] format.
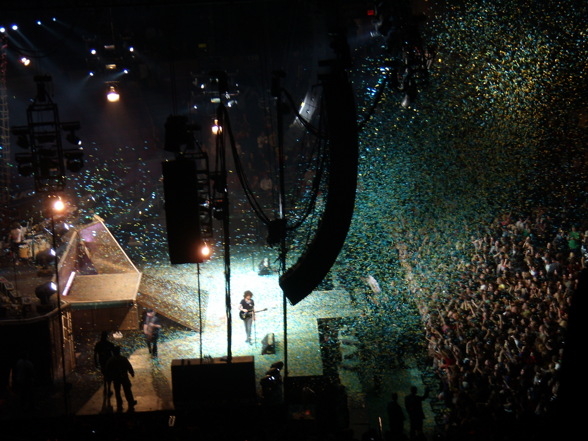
[239, 290, 255, 344]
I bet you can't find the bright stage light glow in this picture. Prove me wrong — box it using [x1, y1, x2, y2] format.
[107, 86, 120, 102]
[53, 198, 65, 212]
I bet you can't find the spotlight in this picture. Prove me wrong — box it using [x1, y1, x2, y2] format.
[66, 132, 81, 145]
[35, 281, 57, 305]
[196, 241, 211, 263]
[211, 119, 222, 135]
[20, 57, 31, 66]
[46, 194, 66, 215]
[11, 24, 18, 31]
[107, 85, 120, 102]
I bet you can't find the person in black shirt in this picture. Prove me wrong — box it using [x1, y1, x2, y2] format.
[105, 346, 137, 411]
[387, 391, 406, 440]
[404, 385, 429, 440]
[239, 290, 255, 344]
[94, 331, 116, 396]
[143, 309, 162, 357]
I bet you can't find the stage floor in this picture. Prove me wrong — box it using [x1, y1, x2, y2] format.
[1, 244, 437, 439]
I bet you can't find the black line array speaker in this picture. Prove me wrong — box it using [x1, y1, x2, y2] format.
[162, 158, 201, 264]
[171, 356, 256, 410]
[261, 333, 275, 355]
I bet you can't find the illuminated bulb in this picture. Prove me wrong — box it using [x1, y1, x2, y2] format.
[211, 119, 222, 135]
[107, 86, 120, 102]
[53, 198, 65, 212]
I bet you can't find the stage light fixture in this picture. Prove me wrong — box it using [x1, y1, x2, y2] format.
[64, 148, 84, 172]
[66, 132, 81, 145]
[107, 85, 120, 102]
[35, 281, 57, 305]
[50, 195, 65, 213]
[20, 57, 31, 66]
[211, 119, 222, 135]
[192, 241, 212, 264]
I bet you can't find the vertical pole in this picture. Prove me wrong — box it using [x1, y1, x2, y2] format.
[51, 209, 68, 415]
[217, 104, 232, 363]
[197, 262, 203, 361]
[272, 72, 288, 380]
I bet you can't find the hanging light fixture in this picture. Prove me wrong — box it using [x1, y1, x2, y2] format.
[106, 84, 120, 102]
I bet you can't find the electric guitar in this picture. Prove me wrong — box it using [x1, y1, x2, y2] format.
[239, 308, 267, 320]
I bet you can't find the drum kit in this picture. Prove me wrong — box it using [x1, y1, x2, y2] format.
[17, 234, 51, 262]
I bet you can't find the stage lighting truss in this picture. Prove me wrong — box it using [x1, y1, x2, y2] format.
[10, 76, 83, 192]
[193, 154, 213, 239]
[190, 70, 240, 114]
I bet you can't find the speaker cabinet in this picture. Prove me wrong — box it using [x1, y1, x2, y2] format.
[171, 356, 256, 410]
[162, 158, 202, 264]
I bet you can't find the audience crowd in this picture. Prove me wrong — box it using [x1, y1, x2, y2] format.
[396, 209, 583, 439]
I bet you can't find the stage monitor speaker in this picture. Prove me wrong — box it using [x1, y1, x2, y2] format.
[171, 356, 256, 410]
[261, 333, 275, 355]
[162, 158, 202, 264]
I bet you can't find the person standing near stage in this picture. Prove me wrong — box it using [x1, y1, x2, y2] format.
[8, 222, 24, 262]
[104, 346, 137, 411]
[239, 290, 255, 344]
[387, 391, 406, 440]
[94, 331, 116, 395]
[143, 309, 162, 357]
[404, 385, 429, 440]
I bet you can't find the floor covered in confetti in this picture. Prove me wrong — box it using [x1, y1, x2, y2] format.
[1, 242, 437, 440]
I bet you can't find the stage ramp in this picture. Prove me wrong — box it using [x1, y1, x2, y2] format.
[137, 273, 206, 333]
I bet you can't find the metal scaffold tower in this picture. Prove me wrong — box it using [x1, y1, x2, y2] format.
[0, 34, 10, 203]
